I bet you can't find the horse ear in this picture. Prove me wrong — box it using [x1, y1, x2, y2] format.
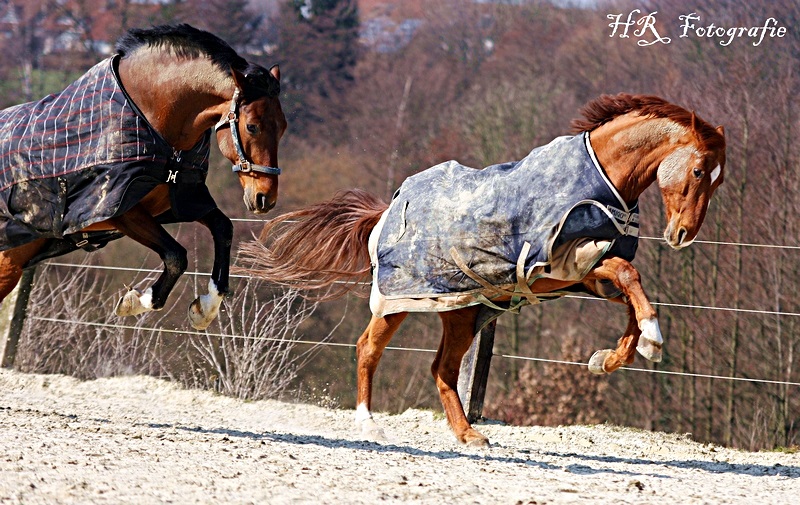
[231, 68, 247, 91]
[716, 125, 725, 136]
[269, 64, 280, 82]
[690, 110, 698, 133]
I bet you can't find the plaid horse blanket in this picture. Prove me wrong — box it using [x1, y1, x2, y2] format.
[370, 132, 640, 317]
[0, 55, 216, 263]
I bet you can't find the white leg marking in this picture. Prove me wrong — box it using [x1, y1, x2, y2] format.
[637, 317, 663, 362]
[139, 288, 154, 310]
[355, 403, 373, 424]
[188, 279, 224, 330]
[355, 402, 386, 441]
[115, 287, 155, 317]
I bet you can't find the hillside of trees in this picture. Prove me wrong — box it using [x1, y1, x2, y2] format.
[2, 0, 799, 451]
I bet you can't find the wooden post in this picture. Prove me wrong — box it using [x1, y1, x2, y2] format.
[458, 319, 496, 423]
[0, 268, 36, 368]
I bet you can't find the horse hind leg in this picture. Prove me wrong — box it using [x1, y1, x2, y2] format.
[0, 240, 45, 303]
[435, 307, 489, 447]
[108, 206, 187, 318]
[354, 312, 407, 441]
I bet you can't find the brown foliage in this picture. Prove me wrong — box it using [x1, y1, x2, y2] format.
[486, 337, 609, 427]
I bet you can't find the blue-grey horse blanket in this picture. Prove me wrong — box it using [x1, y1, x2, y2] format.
[0, 55, 216, 264]
[370, 132, 639, 317]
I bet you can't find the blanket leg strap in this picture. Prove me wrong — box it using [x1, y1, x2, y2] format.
[449, 244, 541, 313]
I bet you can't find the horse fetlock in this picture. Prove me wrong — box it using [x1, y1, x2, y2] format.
[114, 287, 155, 317]
[588, 349, 613, 375]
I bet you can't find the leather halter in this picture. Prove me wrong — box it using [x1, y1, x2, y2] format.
[214, 88, 281, 176]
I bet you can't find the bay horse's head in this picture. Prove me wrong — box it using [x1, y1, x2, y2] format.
[216, 64, 286, 214]
[656, 113, 726, 249]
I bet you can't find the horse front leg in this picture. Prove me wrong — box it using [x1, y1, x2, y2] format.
[587, 301, 641, 374]
[110, 205, 187, 317]
[188, 208, 233, 330]
[584, 256, 662, 375]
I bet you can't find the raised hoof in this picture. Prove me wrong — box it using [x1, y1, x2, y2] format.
[188, 280, 223, 331]
[637, 338, 663, 362]
[114, 288, 153, 317]
[461, 429, 490, 447]
[357, 418, 387, 442]
[588, 349, 613, 375]
[188, 298, 215, 331]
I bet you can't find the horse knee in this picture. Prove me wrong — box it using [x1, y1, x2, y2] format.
[615, 262, 641, 287]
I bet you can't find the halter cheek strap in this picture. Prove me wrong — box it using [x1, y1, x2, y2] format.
[214, 88, 281, 176]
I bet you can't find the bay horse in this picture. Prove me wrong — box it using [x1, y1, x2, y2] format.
[0, 24, 286, 330]
[237, 93, 726, 446]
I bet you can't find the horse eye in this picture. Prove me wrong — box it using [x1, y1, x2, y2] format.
[693, 168, 704, 179]
[246, 124, 259, 135]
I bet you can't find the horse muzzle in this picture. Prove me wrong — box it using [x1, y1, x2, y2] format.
[243, 190, 277, 214]
[663, 218, 695, 250]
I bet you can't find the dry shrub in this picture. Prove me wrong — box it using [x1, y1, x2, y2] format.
[486, 337, 609, 426]
[15, 260, 327, 401]
[15, 260, 167, 379]
[186, 283, 331, 400]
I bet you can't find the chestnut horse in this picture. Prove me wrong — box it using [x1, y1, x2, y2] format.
[238, 93, 726, 446]
[0, 24, 286, 330]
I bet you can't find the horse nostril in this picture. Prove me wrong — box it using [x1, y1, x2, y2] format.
[677, 227, 687, 245]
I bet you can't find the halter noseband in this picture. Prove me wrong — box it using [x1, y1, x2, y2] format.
[214, 88, 281, 176]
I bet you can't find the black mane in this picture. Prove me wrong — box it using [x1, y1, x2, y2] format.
[114, 24, 280, 98]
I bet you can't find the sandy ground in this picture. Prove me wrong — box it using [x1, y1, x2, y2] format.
[0, 368, 797, 504]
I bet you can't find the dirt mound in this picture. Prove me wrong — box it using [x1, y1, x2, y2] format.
[0, 368, 796, 504]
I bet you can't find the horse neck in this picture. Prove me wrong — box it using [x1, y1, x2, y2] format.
[117, 50, 233, 150]
[590, 115, 692, 204]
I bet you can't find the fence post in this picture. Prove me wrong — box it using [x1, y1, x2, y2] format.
[458, 319, 496, 423]
[0, 268, 36, 368]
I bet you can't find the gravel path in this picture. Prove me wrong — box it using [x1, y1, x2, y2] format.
[0, 368, 797, 504]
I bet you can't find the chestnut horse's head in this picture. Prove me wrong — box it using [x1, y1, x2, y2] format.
[573, 94, 727, 251]
[657, 114, 726, 249]
[216, 64, 286, 214]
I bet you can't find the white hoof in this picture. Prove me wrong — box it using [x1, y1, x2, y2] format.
[188, 279, 223, 330]
[115, 287, 154, 317]
[357, 418, 387, 442]
[588, 349, 613, 375]
[638, 317, 663, 362]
